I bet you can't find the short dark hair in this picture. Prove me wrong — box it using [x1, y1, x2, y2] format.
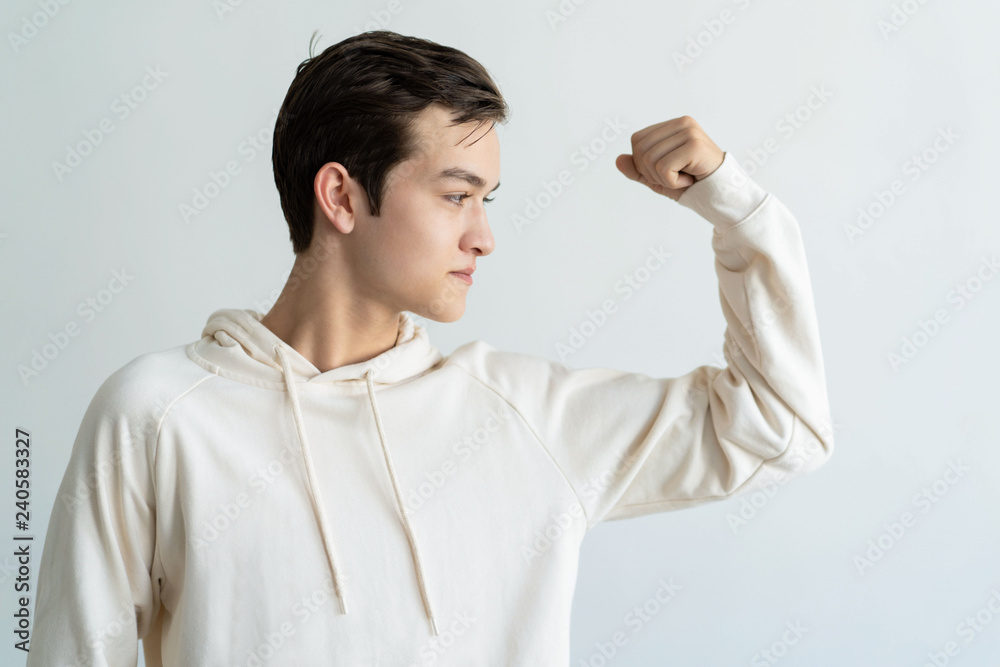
[271, 30, 510, 255]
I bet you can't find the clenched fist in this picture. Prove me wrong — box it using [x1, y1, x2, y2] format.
[615, 116, 725, 201]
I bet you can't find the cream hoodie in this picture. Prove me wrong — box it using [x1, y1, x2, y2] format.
[28, 152, 834, 666]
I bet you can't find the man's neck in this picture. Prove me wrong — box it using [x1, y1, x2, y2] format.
[260, 292, 401, 374]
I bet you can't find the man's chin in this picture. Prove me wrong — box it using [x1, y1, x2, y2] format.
[417, 301, 466, 324]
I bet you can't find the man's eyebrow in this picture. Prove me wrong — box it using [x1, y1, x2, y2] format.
[433, 167, 501, 193]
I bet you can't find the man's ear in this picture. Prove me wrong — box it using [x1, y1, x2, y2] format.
[314, 162, 357, 234]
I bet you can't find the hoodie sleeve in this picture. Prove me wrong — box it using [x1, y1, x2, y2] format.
[453, 151, 835, 530]
[28, 363, 162, 666]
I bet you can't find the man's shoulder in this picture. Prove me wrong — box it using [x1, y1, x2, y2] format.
[442, 338, 573, 390]
[87, 343, 214, 425]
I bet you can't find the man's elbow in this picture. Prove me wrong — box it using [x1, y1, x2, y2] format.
[782, 414, 835, 477]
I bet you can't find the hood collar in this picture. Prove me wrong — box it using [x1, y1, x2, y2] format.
[190, 308, 444, 388]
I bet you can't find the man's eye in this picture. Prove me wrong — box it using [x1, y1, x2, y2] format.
[446, 194, 495, 205]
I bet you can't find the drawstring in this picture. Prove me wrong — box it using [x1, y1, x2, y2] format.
[363, 367, 439, 638]
[274, 345, 349, 616]
[273, 344, 439, 638]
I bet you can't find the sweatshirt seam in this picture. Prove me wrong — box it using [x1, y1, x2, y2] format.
[449, 363, 591, 527]
[148, 372, 218, 605]
[712, 191, 773, 240]
[186, 342, 288, 391]
[149, 373, 219, 476]
[606, 413, 801, 517]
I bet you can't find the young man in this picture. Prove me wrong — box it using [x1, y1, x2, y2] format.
[29, 30, 834, 666]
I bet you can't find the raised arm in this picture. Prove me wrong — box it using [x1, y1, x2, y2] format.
[454, 116, 835, 528]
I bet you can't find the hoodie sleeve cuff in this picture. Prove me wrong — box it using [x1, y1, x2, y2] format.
[676, 151, 769, 232]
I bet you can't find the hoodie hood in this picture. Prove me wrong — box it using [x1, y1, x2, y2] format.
[186, 308, 446, 636]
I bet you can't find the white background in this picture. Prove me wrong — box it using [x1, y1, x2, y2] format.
[2, 0, 999, 665]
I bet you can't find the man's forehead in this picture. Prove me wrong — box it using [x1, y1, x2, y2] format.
[399, 108, 499, 185]
[413, 107, 493, 151]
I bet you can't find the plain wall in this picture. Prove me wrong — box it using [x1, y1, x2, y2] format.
[2, 0, 998, 664]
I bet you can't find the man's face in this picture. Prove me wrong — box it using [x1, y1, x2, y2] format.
[349, 103, 500, 323]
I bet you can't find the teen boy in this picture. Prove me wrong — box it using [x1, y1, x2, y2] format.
[29, 30, 834, 666]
